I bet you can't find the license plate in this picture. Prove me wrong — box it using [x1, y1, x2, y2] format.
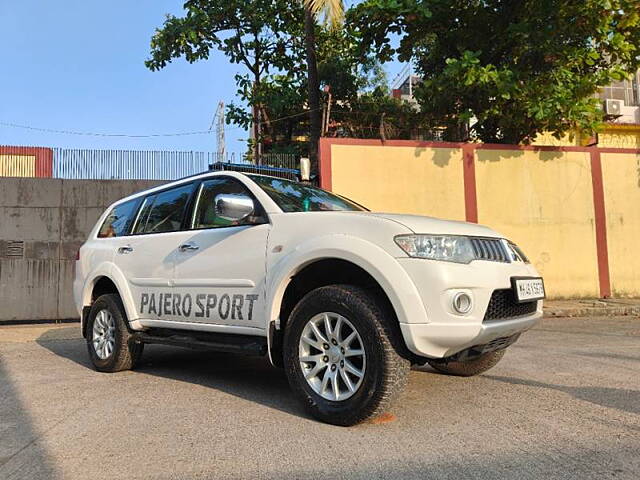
[511, 277, 545, 303]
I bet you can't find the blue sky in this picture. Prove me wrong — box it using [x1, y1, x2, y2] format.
[0, 1, 403, 155]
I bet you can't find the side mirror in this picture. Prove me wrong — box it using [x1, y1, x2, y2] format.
[214, 193, 255, 222]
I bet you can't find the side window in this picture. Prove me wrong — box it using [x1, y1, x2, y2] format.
[98, 199, 140, 238]
[134, 183, 195, 234]
[132, 194, 156, 235]
[191, 177, 264, 229]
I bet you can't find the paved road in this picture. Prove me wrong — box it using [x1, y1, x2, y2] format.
[1, 316, 638, 479]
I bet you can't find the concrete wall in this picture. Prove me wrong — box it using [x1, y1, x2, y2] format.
[474, 148, 599, 298]
[601, 152, 640, 296]
[599, 126, 640, 149]
[532, 124, 640, 149]
[0, 178, 162, 322]
[319, 138, 640, 299]
[330, 144, 467, 221]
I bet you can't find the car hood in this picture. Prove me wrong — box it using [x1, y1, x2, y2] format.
[368, 213, 503, 238]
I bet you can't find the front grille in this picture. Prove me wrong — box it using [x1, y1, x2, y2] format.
[470, 238, 509, 263]
[484, 289, 537, 322]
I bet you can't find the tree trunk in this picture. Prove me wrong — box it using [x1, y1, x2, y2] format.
[304, 6, 321, 173]
[252, 39, 262, 165]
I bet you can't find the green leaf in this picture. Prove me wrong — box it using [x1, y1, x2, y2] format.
[352, 0, 640, 143]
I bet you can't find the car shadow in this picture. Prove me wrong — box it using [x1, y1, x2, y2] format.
[485, 375, 640, 416]
[0, 356, 56, 478]
[412, 359, 640, 417]
[35, 331, 310, 422]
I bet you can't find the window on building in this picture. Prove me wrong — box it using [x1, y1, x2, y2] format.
[601, 72, 640, 106]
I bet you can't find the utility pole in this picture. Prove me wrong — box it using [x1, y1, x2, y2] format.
[323, 85, 332, 135]
[408, 64, 413, 98]
[214, 101, 225, 160]
[251, 104, 263, 165]
[210, 101, 226, 162]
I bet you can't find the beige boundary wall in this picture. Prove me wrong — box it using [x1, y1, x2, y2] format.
[319, 138, 640, 299]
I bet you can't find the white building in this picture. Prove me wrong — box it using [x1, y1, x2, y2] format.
[600, 71, 640, 124]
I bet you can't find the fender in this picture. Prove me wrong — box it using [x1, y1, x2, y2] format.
[81, 263, 142, 331]
[79, 262, 114, 336]
[80, 261, 115, 308]
[266, 234, 430, 332]
[107, 264, 144, 328]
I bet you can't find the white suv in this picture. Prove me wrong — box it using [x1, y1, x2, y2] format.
[75, 171, 544, 425]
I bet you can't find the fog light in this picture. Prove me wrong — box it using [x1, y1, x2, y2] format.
[452, 292, 472, 314]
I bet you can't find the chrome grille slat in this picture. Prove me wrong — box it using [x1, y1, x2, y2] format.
[497, 242, 507, 262]
[480, 241, 488, 259]
[471, 241, 480, 258]
[482, 241, 490, 259]
[489, 241, 499, 260]
[470, 238, 510, 263]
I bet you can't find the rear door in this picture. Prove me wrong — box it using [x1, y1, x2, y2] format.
[172, 176, 270, 330]
[90, 197, 142, 308]
[113, 182, 196, 322]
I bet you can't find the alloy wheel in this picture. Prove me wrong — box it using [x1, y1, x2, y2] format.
[298, 312, 366, 401]
[92, 309, 116, 360]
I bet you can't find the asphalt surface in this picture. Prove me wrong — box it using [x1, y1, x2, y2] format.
[1, 316, 638, 480]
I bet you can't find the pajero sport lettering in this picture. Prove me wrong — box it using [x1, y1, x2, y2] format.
[75, 172, 545, 426]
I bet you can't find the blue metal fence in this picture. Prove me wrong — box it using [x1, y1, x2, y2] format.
[53, 148, 216, 180]
[0, 145, 300, 180]
[52, 149, 300, 180]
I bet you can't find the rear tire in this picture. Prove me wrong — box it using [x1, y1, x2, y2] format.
[283, 285, 410, 426]
[428, 349, 505, 377]
[86, 293, 143, 372]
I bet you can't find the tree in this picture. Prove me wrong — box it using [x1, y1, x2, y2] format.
[352, 0, 640, 144]
[225, 26, 403, 155]
[302, 0, 345, 169]
[328, 91, 429, 140]
[146, 0, 304, 158]
[145, 0, 426, 158]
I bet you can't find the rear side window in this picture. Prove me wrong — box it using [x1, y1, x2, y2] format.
[98, 199, 140, 238]
[133, 183, 195, 234]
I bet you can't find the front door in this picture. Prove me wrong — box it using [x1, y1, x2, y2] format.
[172, 177, 270, 330]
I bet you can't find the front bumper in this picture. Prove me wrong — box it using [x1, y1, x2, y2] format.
[400, 312, 540, 358]
[396, 257, 543, 358]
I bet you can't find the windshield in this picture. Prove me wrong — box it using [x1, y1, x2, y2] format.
[248, 175, 367, 213]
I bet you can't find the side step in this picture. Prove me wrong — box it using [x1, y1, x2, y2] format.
[131, 328, 267, 357]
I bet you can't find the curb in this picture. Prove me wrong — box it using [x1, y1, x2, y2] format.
[544, 303, 640, 318]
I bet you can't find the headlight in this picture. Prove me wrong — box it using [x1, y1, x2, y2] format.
[507, 241, 530, 263]
[394, 234, 476, 264]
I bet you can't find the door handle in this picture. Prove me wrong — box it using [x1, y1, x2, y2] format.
[179, 243, 199, 252]
[117, 246, 133, 254]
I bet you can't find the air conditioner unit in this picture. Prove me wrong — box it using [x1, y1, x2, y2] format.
[605, 99, 623, 116]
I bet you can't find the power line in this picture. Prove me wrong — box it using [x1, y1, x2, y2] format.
[0, 108, 321, 138]
[0, 121, 213, 138]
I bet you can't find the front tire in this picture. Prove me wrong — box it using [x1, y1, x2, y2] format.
[86, 293, 143, 372]
[283, 285, 410, 426]
[427, 349, 506, 377]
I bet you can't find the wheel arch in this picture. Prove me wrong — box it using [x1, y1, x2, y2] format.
[81, 267, 138, 338]
[81, 275, 120, 338]
[266, 236, 428, 367]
